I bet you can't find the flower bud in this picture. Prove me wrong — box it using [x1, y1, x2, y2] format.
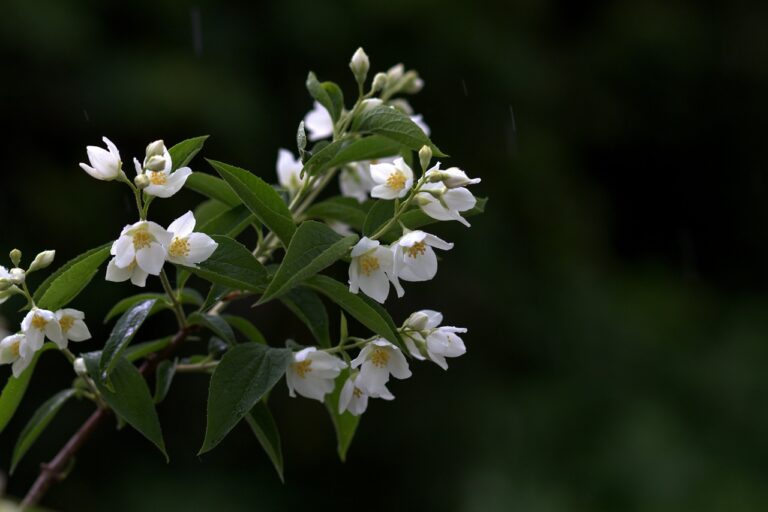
[73, 357, 87, 376]
[419, 145, 433, 172]
[296, 120, 307, 152]
[386, 63, 404, 84]
[406, 311, 431, 331]
[349, 47, 370, 86]
[145, 139, 165, 159]
[9, 249, 21, 267]
[402, 72, 424, 94]
[27, 250, 55, 273]
[0, 279, 12, 292]
[9, 268, 25, 286]
[371, 72, 387, 93]
[441, 167, 482, 188]
[134, 173, 151, 190]
[144, 154, 167, 172]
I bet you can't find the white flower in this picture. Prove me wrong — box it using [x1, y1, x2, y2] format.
[276, 148, 306, 196]
[21, 308, 64, 350]
[349, 47, 370, 83]
[425, 164, 481, 188]
[411, 114, 430, 136]
[79, 136, 122, 181]
[55, 309, 92, 346]
[415, 182, 477, 227]
[0, 334, 36, 378]
[402, 310, 467, 370]
[304, 101, 334, 141]
[391, 230, 454, 297]
[107, 221, 172, 287]
[328, 221, 355, 237]
[370, 157, 414, 200]
[132, 141, 192, 198]
[164, 211, 218, 267]
[286, 347, 347, 402]
[350, 339, 411, 395]
[349, 237, 395, 304]
[338, 371, 395, 416]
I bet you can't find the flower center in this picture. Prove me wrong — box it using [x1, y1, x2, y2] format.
[59, 316, 75, 333]
[359, 254, 380, 276]
[293, 360, 312, 378]
[405, 241, 427, 258]
[10, 340, 20, 358]
[370, 347, 390, 368]
[386, 170, 407, 191]
[148, 171, 167, 185]
[31, 315, 47, 330]
[353, 387, 363, 398]
[132, 230, 152, 250]
[169, 237, 191, 258]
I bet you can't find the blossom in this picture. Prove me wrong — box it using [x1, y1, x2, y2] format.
[304, 101, 334, 141]
[106, 221, 172, 287]
[425, 163, 481, 188]
[286, 347, 347, 401]
[0, 334, 35, 378]
[340, 164, 375, 202]
[351, 339, 411, 395]
[370, 157, 414, 200]
[133, 141, 192, 198]
[349, 237, 395, 304]
[338, 371, 395, 416]
[164, 211, 218, 267]
[21, 308, 64, 350]
[276, 149, 306, 196]
[402, 310, 467, 370]
[391, 230, 454, 296]
[55, 309, 92, 346]
[79, 136, 122, 181]
[415, 182, 477, 227]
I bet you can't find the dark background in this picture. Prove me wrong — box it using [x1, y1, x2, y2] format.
[2, 0, 768, 510]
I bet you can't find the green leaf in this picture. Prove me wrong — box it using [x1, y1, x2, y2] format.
[208, 160, 296, 247]
[168, 135, 209, 170]
[306, 72, 344, 122]
[326, 135, 402, 168]
[154, 360, 176, 404]
[10, 389, 76, 474]
[280, 288, 331, 348]
[103, 290, 203, 323]
[34, 243, 111, 311]
[84, 353, 167, 459]
[189, 312, 236, 346]
[363, 199, 395, 237]
[380, 196, 489, 242]
[194, 199, 229, 226]
[305, 197, 370, 232]
[183, 235, 269, 293]
[124, 337, 172, 362]
[200, 283, 231, 312]
[354, 105, 446, 156]
[198, 204, 255, 238]
[100, 299, 158, 380]
[325, 370, 360, 462]
[186, 173, 241, 207]
[245, 401, 284, 482]
[223, 315, 266, 345]
[304, 275, 403, 348]
[259, 221, 358, 303]
[199, 343, 292, 454]
[0, 344, 55, 435]
[302, 139, 344, 176]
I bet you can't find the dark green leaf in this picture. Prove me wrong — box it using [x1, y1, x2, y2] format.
[84, 353, 167, 459]
[363, 200, 395, 237]
[186, 173, 241, 207]
[354, 105, 446, 156]
[199, 343, 292, 454]
[11, 389, 76, 474]
[183, 235, 269, 293]
[305, 275, 403, 348]
[305, 197, 370, 232]
[201, 283, 231, 312]
[103, 290, 202, 323]
[189, 312, 236, 346]
[168, 135, 209, 170]
[0, 344, 55, 435]
[325, 370, 360, 462]
[198, 204, 255, 238]
[306, 72, 344, 122]
[280, 287, 331, 348]
[259, 221, 358, 303]
[302, 140, 344, 176]
[154, 360, 176, 404]
[100, 299, 157, 380]
[223, 315, 266, 344]
[194, 199, 230, 226]
[326, 135, 402, 168]
[208, 159, 296, 247]
[34, 243, 111, 311]
[124, 337, 172, 362]
[245, 401, 284, 482]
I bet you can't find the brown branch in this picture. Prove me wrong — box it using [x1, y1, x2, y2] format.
[20, 327, 194, 510]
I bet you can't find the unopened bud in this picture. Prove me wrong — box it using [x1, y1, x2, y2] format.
[28, 250, 55, 273]
[406, 311, 431, 331]
[441, 167, 482, 188]
[349, 47, 370, 86]
[9, 268, 25, 286]
[0, 279, 12, 292]
[145, 139, 165, 158]
[402, 72, 424, 94]
[296, 121, 307, 152]
[73, 358, 87, 376]
[419, 145, 433, 172]
[9, 249, 21, 267]
[371, 72, 387, 93]
[144, 154, 167, 172]
[386, 63, 404, 84]
[134, 173, 151, 190]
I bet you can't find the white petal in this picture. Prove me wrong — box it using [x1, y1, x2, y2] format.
[136, 243, 166, 275]
[358, 270, 390, 303]
[112, 236, 135, 268]
[304, 102, 334, 141]
[444, 187, 477, 212]
[358, 361, 390, 394]
[370, 184, 401, 200]
[105, 258, 132, 283]
[186, 233, 218, 264]
[167, 211, 196, 238]
[66, 320, 92, 342]
[129, 267, 149, 287]
[351, 237, 380, 258]
[387, 349, 412, 380]
[370, 162, 397, 184]
[399, 247, 438, 282]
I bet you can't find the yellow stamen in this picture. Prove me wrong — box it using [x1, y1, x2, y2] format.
[353, 387, 363, 398]
[386, 170, 407, 191]
[59, 316, 75, 333]
[293, 360, 312, 378]
[10, 341, 20, 358]
[148, 172, 167, 185]
[405, 241, 427, 258]
[31, 315, 47, 330]
[370, 347, 390, 368]
[132, 229, 152, 250]
[169, 237, 191, 258]
[359, 254, 380, 276]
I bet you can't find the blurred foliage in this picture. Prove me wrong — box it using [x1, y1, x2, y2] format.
[1, 0, 768, 510]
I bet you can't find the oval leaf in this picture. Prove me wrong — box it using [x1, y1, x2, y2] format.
[199, 343, 292, 454]
[154, 360, 176, 404]
[363, 199, 395, 237]
[223, 315, 266, 345]
[306, 72, 344, 122]
[245, 401, 284, 482]
[305, 197, 370, 232]
[168, 135, 209, 170]
[34, 243, 111, 311]
[0, 344, 55, 435]
[188, 312, 236, 346]
[103, 290, 202, 324]
[100, 299, 158, 380]
[325, 370, 360, 462]
[183, 235, 269, 293]
[186, 173, 242, 207]
[279, 288, 331, 348]
[198, 204, 255, 238]
[354, 105, 446, 156]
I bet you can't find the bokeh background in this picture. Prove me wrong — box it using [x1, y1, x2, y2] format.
[2, 0, 768, 510]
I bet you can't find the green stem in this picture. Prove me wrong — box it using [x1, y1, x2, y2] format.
[175, 361, 219, 373]
[160, 269, 186, 328]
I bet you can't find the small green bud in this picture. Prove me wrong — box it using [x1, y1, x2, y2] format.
[145, 139, 165, 158]
[28, 250, 55, 273]
[144, 154, 167, 172]
[371, 72, 387, 93]
[73, 358, 87, 376]
[419, 145, 433, 172]
[134, 173, 151, 190]
[349, 47, 370, 86]
[9, 249, 21, 267]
